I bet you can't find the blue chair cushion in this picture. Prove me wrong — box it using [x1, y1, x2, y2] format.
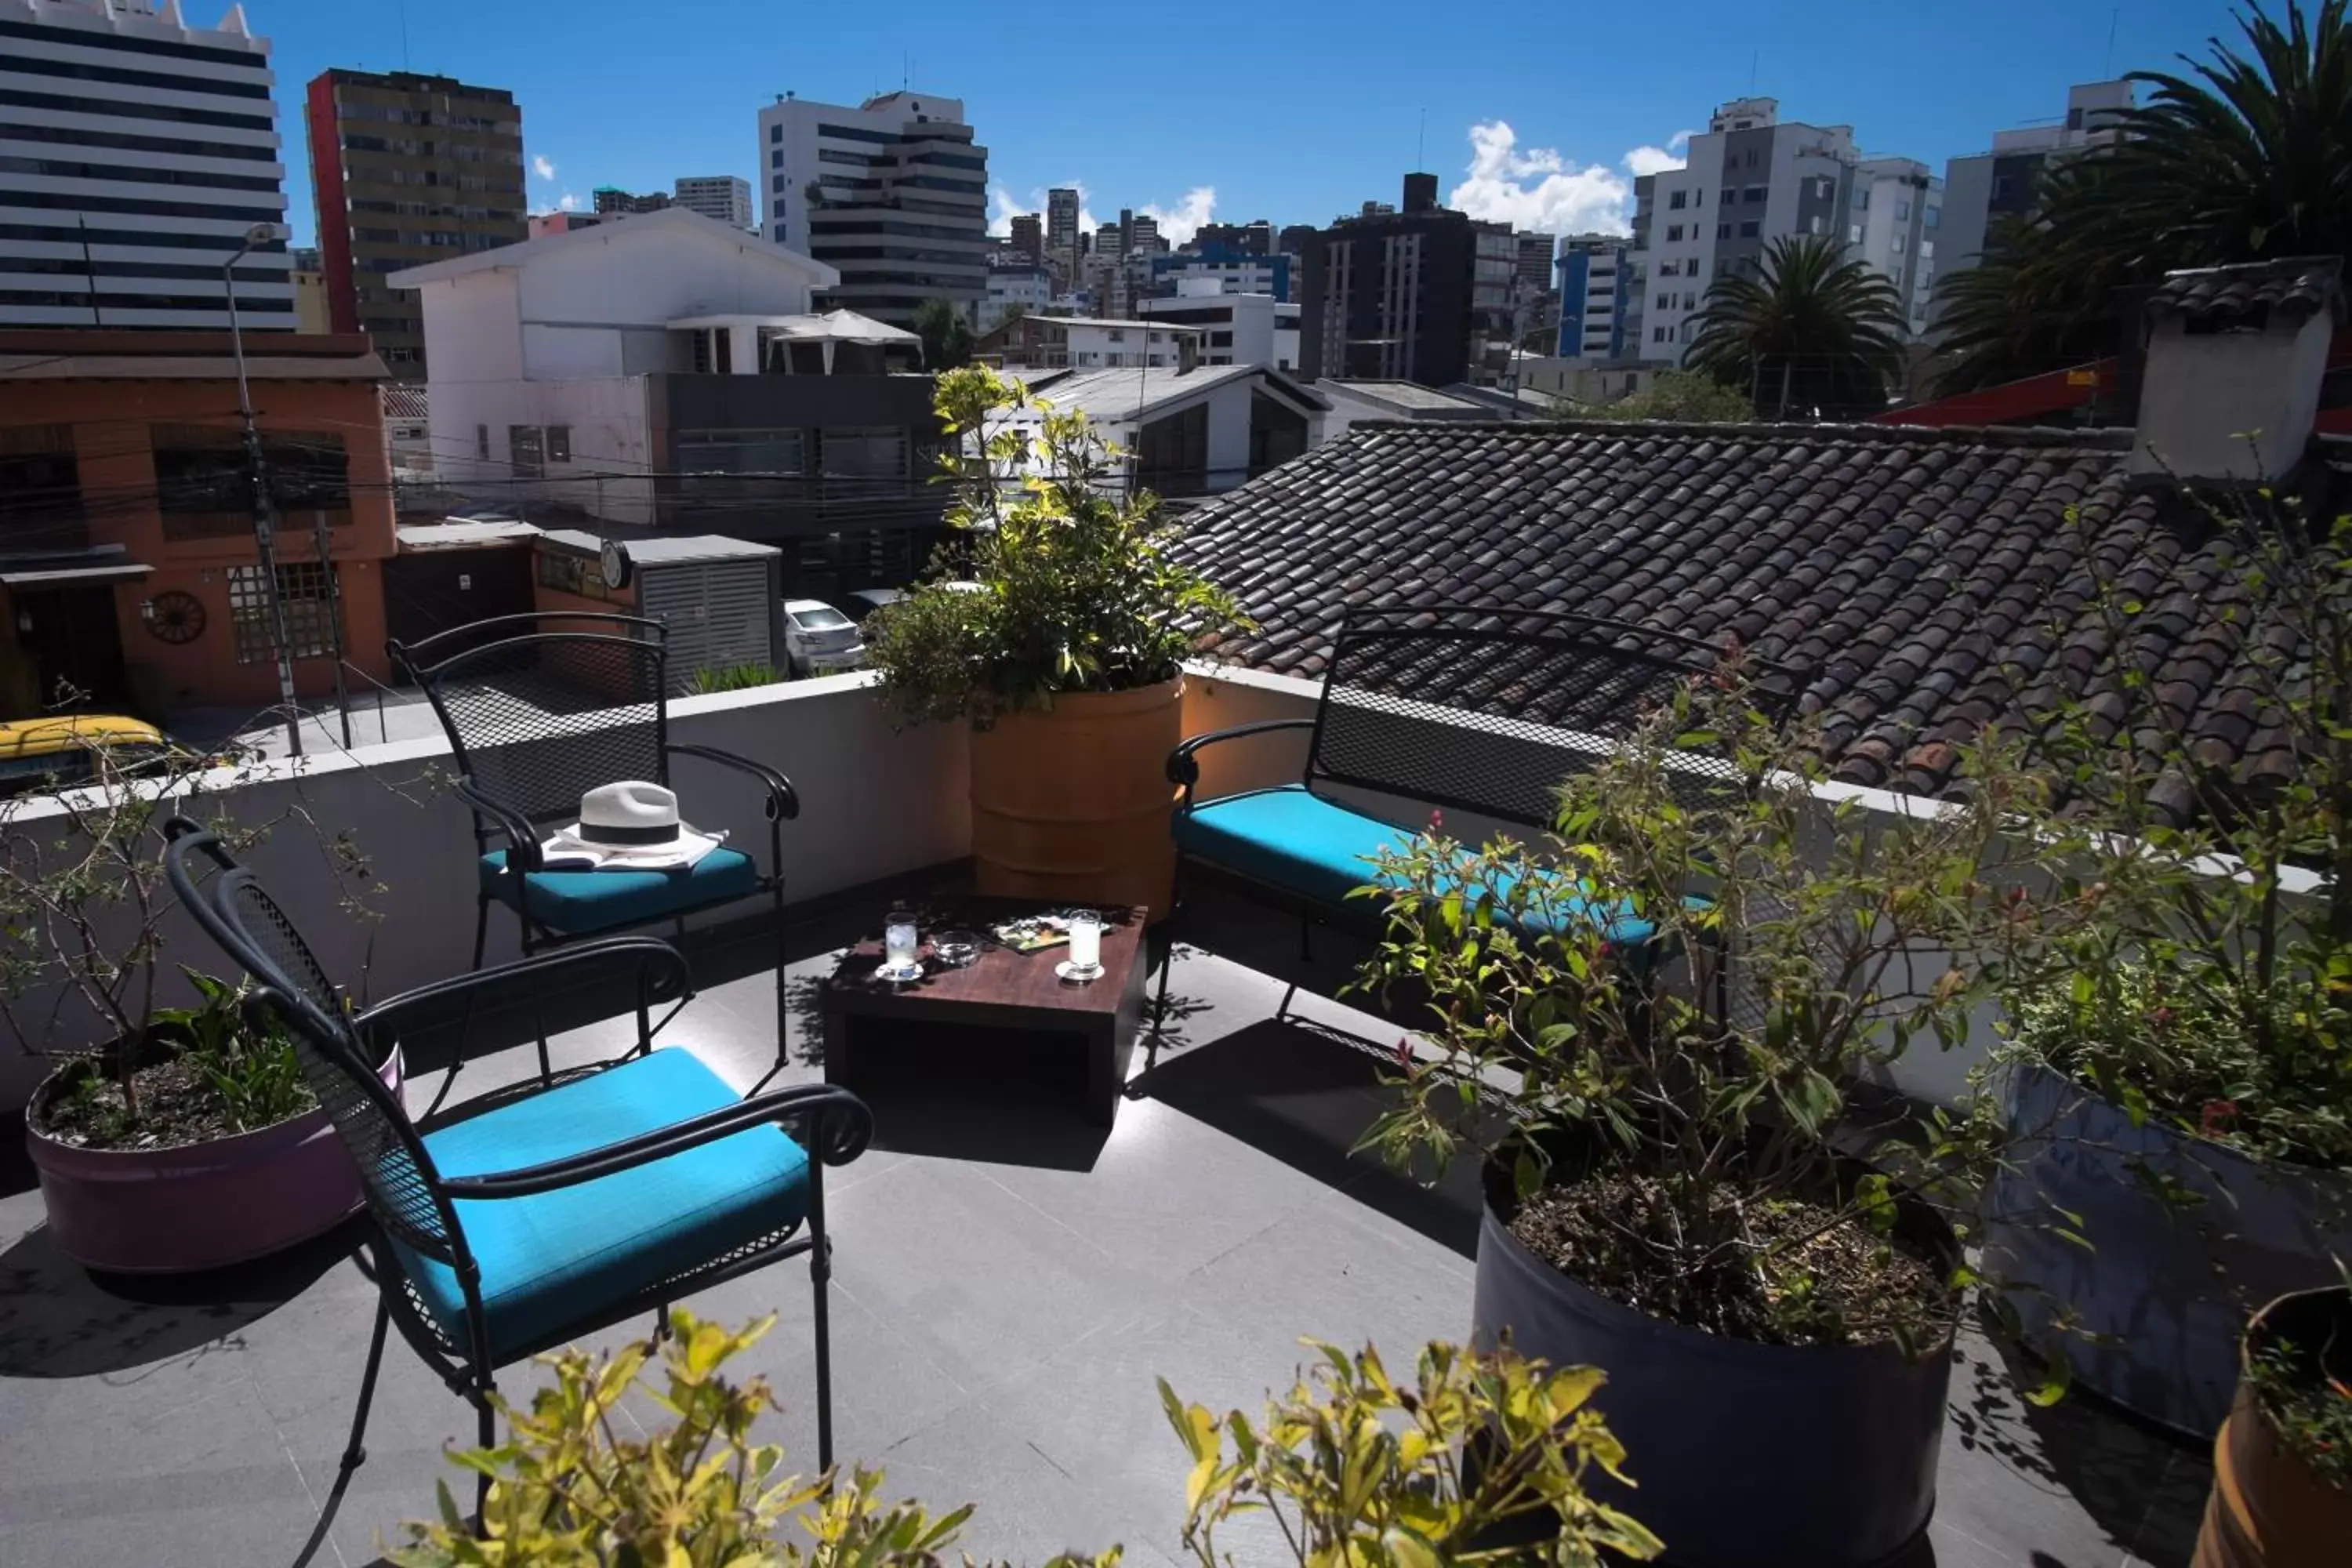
[480, 845, 761, 935]
[1172, 785, 1658, 947]
[390, 1048, 810, 1361]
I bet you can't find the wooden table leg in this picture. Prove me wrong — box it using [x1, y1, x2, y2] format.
[822, 1000, 851, 1087]
[1086, 1018, 1120, 1127]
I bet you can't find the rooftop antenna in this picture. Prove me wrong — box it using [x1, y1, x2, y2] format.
[1749, 49, 1759, 91]
[1416, 107, 1425, 169]
[2103, 5, 2119, 78]
[397, 0, 409, 71]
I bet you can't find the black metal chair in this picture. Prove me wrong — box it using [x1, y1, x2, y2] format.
[1153, 606, 1803, 1065]
[162, 818, 872, 1515]
[390, 613, 798, 1084]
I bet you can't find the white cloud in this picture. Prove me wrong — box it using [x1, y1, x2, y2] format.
[1624, 129, 1698, 178]
[1446, 122, 1702, 237]
[1136, 186, 1214, 246]
[557, 191, 580, 212]
[532, 154, 557, 182]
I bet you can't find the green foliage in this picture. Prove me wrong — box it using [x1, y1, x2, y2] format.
[1933, 0, 2352, 393]
[1163, 1338, 1662, 1566]
[1353, 668, 2036, 1347]
[2246, 1296, 2352, 1488]
[1994, 501, 2352, 1171]
[691, 662, 783, 694]
[397, 1313, 1653, 1567]
[913, 297, 975, 372]
[864, 365, 1243, 726]
[154, 965, 315, 1133]
[1685, 234, 1908, 419]
[1562, 369, 1755, 425]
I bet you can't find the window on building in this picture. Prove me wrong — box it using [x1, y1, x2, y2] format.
[770, 149, 782, 168]
[1668, 190, 1687, 210]
[1923, 205, 1940, 229]
[1744, 186, 1766, 203]
[1666, 224, 1683, 242]
[1745, 149, 1759, 168]
[1716, 223, 1731, 240]
[770, 123, 782, 143]
[227, 561, 342, 664]
[677, 428, 804, 482]
[546, 425, 572, 463]
[1892, 232, 1907, 253]
[510, 426, 544, 480]
[151, 425, 348, 532]
[1737, 220, 1759, 238]
[1683, 292, 1697, 309]
[1655, 292, 1672, 310]
[819, 427, 909, 481]
[1105, 328, 1125, 341]
[1896, 198, 1911, 221]
[772, 173, 786, 194]
[1853, 187, 1870, 209]
[1719, 191, 1736, 208]
[1919, 238, 1935, 259]
[1849, 223, 1864, 243]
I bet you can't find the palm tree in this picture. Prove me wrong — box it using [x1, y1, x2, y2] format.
[1686, 234, 1908, 419]
[1933, 0, 2352, 393]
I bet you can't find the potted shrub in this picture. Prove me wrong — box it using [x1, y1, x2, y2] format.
[1980, 501, 2352, 1437]
[863, 366, 1243, 918]
[2194, 1282, 2352, 1568]
[394, 1309, 1659, 1566]
[2, 743, 396, 1273]
[1353, 667, 2031, 1568]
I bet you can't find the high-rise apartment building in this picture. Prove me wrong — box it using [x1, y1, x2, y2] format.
[1, 0, 294, 331]
[1630, 96, 1940, 361]
[1194, 220, 1272, 256]
[1008, 212, 1042, 263]
[1937, 81, 2132, 307]
[671, 175, 751, 229]
[756, 89, 988, 325]
[593, 186, 669, 216]
[1514, 231, 1557, 295]
[304, 68, 524, 377]
[1554, 234, 1633, 361]
[1045, 186, 1080, 280]
[1300, 173, 1515, 387]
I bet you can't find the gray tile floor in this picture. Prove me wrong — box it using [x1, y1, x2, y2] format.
[0, 883, 2208, 1567]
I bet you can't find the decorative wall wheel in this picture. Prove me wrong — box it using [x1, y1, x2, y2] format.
[146, 590, 206, 644]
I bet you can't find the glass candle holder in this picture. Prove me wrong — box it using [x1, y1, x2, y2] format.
[884, 909, 919, 971]
[1066, 909, 1102, 976]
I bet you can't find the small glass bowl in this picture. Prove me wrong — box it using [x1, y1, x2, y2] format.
[931, 929, 982, 967]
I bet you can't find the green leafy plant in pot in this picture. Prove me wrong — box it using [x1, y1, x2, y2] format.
[1353, 664, 2038, 1568]
[2, 738, 393, 1272]
[862, 366, 1243, 919]
[1981, 498, 2352, 1437]
[2194, 1274, 2352, 1568]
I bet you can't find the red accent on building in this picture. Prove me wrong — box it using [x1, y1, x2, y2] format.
[305, 73, 357, 336]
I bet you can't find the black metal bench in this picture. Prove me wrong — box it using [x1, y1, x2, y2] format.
[1153, 605, 1800, 1054]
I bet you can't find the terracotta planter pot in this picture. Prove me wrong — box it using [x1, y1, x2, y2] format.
[2194, 1288, 2352, 1568]
[24, 1045, 403, 1275]
[968, 677, 1182, 920]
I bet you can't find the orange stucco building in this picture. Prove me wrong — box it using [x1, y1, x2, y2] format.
[0, 331, 397, 721]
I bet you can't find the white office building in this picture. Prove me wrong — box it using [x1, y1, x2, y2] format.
[1937, 81, 2132, 305]
[975, 263, 1048, 334]
[672, 175, 753, 230]
[754, 89, 989, 325]
[0, 0, 293, 330]
[1849, 157, 1940, 338]
[1136, 280, 1300, 372]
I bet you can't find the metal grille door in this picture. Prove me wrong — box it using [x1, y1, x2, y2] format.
[639, 563, 775, 691]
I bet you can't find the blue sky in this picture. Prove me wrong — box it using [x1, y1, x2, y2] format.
[257, 0, 2249, 249]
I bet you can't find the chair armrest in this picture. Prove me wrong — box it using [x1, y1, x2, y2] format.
[437, 1083, 873, 1199]
[354, 935, 692, 1043]
[667, 743, 800, 822]
[1166, 717, 1316, 806]
[456, 775, 539, 869]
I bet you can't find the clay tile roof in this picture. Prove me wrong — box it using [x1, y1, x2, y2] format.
[2147, 256, 2346, 326]
[1176, 418, 2338, 801]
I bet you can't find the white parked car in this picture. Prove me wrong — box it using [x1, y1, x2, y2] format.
[844, 587, 907, 619]
[782, 600, 865, 675]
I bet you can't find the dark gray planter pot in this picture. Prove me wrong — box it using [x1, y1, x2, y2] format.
[1471, 1162, 1956, 1568]
[1980, 1062, 2352, 1439]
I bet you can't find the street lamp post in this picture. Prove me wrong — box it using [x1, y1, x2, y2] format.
[224, 223, 305, 756]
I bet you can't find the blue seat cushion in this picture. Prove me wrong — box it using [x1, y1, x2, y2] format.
[480, 845, 761, 935]
[390, 1048, 810, 1361]
[1173, 785, 1658, 947]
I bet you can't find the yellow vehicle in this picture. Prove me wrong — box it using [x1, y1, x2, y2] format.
[0, 715, 172, 797]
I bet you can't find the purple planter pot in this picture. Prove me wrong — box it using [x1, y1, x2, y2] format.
[24, 1046, 402, 1276]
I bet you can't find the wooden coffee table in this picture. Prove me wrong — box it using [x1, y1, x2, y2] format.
[819, 902, 1150, 1127]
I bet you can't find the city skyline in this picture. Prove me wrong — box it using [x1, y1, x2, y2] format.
[253, 0, 2238, 251]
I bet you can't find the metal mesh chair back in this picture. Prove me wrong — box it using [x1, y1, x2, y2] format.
[1308, 606, 1799, 828]
[164, 826, 456, 1259]
[397, 615, 670, 828]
